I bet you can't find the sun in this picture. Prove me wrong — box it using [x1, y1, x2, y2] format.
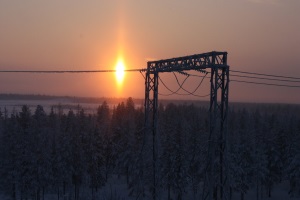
[115, 59, 125, 85]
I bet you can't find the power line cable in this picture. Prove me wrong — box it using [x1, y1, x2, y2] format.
[0, 69, 146, 73]
[231, 79, 300, 88]
[1, 67, 300, 88]
[191, 70, 300, 83]
[230, 73, 300, 83]
[189, 70, 300, 88]
[230, 69, 300, 80]
[209, 69, 300, 88]
[1, 68, 299, 81]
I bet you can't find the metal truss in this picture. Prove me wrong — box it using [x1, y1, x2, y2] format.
[144, 51, 229, 200]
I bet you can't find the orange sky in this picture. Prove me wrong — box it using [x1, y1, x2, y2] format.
[0, 0, 299, 103]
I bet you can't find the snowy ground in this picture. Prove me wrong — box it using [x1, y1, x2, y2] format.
[231, 181, 299, 200]
[1, 179, 299, 200]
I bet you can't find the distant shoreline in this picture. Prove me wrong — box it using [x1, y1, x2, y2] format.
[0, 93, 299, 107]
[0, 93, 210, 107]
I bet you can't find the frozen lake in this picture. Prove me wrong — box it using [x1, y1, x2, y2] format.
[0, 98, 143, 115]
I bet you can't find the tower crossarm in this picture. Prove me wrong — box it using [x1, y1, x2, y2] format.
[147, 51, 228, 73]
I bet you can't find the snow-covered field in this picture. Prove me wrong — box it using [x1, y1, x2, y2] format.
[0, 180, 298, 200]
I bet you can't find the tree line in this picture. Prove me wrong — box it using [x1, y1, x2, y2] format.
[0, 98, 299, 200]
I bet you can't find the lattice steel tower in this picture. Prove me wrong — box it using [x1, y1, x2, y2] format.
[144, 51, 229, 200]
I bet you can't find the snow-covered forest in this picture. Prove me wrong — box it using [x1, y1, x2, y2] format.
[0, 98, 300, 200]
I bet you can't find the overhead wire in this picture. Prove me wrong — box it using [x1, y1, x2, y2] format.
[190, 70, 300, 83]
[230, 79, 300, 88]
[230, 73, 300, 83]
[0, 69, 146, 73]
[229, 69, 300, 88]
[189, 71, 300, 88]
[188, 69, 300, 88]
[230, 69, 300, 80]
[1, 68, 300, 88]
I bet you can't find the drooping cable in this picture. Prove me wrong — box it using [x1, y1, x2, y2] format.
[173, 71, 208, 95]
[160, 73, 190, 96]
[158, 73, 210, 98]
[158, 75, 183, 96]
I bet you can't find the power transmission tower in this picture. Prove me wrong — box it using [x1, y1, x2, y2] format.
[144, 51, 229, 200]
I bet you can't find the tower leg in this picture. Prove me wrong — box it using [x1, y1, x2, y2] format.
[203, 66, 229, 200]
[144, 70, 159, 200]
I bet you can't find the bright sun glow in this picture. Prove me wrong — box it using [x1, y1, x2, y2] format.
[115, 59, 125, 85]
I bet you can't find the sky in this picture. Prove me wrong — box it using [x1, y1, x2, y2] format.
[0, 0, 299, 104]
